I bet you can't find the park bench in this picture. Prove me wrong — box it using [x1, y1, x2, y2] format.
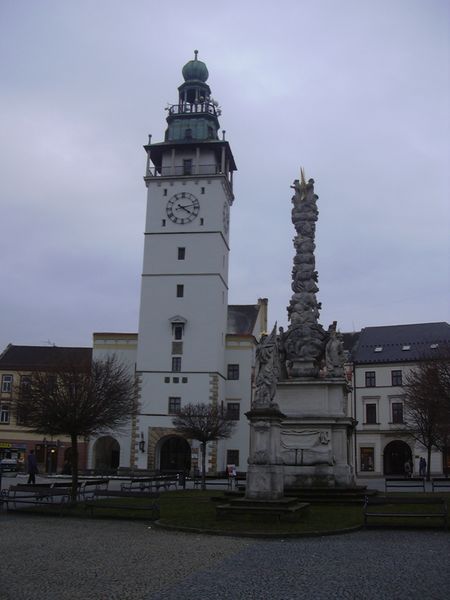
[78, 478, 109, 499]
[363, 495, 448, 529]
[84, 490, 160, 519]
[121, 475, 177, 493]
[431, 478, 450, 492]
[193, 477, 233, 490]
[3, 484, 71, 513]
[384, 477, 425, 493]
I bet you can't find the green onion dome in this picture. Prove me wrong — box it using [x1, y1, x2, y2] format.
[182, 50, 209, 82]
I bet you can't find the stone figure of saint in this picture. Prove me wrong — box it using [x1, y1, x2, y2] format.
[325, 329, 345, 377]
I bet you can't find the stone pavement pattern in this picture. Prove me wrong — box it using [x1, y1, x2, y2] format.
[0, 514, 449, 600]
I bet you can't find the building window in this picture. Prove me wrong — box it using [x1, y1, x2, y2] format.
[182, 377, 188, 383]
[168, 397, 181, 414]
[226, 402, 240, 421]
[176, 284, 184, 298]
[1, 374, 13, 393]
[162, 219, 166, 227]
[391, 370, 402, 386]
[392, 402, 404, 424]
[172, 357, 181, 372]
[360, 447, 375, 471]
[178, 247, 186, 260]
[163, 189, 168, 196]
[365, 371, 376, 387]
[226, 449, 239, 467]
[0, 404, 10, 423]
[184, 128, 192, 140]
[164, 377, 170, 383]
[365, 403, 377, 424]
[172, 323, 184, 340]
[183, 159, 192, 175]
[201, 187, 205, 194]
[200, 218, 204, 225]
[227, 364, 239, 380]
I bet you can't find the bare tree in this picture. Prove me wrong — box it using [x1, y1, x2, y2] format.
[403, 351, 450, 480]
[16, 355, 137, 502]
[172, 403, 236, 490]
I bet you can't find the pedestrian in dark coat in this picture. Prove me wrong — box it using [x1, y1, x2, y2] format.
[27, 450, 38, 484]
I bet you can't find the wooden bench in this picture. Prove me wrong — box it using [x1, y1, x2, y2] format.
[121, 475, 177, 493]
[364, 495, 447, 529]
[85, 490, 160, 519]
[4, 484, 71, 513]
[79, 478, 109, 499]
[384, 477, 425, 492]
[431, 478, 450, 492]
[193, 478, 233, 490]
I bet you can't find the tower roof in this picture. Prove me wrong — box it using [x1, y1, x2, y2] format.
[182, 50, 209, 82]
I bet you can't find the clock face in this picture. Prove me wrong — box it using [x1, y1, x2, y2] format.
[166, 192, 200, 224]
[223, 201, 230, 233]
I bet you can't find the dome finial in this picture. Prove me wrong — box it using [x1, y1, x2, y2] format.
[194, 49, 198, 60]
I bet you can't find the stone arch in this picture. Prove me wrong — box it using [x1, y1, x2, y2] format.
[92, 436, 120, 472]
[383, 440, 412, 476]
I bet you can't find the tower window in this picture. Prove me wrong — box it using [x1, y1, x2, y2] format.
[163, 189, 168, 196]
[227, 364, 239, 380]
[162, 219, 166, 227]
[200, 218, 204, 226]
[226, 449, 240, 467]
[172, 357, 182, 372]
[173, 324, 184, 340]
[201, 187, 205, 194]
[168, 397, 181, 414]
[178, 247, 186, 260]
[176, 284, 184, 298]
[226, 402, 240, 421]
[183, 159, 192, 175]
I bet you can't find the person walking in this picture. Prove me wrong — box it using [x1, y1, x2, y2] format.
[419, 457, 427, 477]
[27, 449, 38, 484]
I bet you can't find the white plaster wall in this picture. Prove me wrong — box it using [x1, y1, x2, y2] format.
[137, 276, 227, 373]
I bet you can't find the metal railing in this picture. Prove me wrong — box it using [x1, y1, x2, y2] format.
[167, 102, 219, 117]
[146, 164, 225, 177]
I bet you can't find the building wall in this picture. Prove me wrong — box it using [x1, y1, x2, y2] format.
[353, 361, 444, 476]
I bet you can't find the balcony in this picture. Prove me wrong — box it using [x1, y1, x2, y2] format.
[167, 101, 220, 118]
[146, 164, 225, 177]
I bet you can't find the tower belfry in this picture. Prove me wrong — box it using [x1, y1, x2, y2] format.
[135, 53, 237, 471]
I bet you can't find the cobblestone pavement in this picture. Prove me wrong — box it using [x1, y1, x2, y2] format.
[0, 513, 449, 600]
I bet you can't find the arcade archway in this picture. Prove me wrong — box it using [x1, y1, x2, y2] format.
[92, 436, 120, 471]
[159, 436, 191, 473]
[383, 440, 412, 475]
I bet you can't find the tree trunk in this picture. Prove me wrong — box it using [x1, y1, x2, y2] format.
[426, 445, 432, 482]
[201, 441, 207, 491]
[70, 433, 79, 504]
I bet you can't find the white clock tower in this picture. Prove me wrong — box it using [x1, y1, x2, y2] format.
[134, 52, 237, 472]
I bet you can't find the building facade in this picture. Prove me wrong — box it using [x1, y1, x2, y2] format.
[0, 345, 91, 473]
[351, 322, 450, 478]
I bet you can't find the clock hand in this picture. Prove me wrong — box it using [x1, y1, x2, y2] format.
[177, 204, 194, 214]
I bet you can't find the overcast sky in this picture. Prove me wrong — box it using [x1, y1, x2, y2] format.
[1, 0, 448, 350]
